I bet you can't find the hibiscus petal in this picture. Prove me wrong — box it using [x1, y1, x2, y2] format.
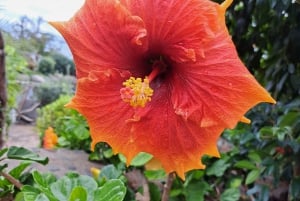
[50, 0, 148, 78]
[171, 29, 275, 129]
[130, 83, 224, 179]
[66, 68, 143, 162]
[121, 0, 222, 63]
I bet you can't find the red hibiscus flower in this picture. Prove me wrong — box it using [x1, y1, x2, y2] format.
[43, 127, 58, 150]
[50, 0, 275, 179]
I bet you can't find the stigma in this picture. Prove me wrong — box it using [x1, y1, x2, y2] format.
[120, 77, 154, 107]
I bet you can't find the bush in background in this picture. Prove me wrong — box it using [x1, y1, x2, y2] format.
[51, 53, 75, 76]
[37, 56, 55, 75]
[34, 74, 76, 107]
[36, 95, 91, 151]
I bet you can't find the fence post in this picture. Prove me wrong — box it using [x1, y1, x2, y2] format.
[0, 31, 6, 146]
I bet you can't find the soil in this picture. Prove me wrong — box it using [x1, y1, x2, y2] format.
[2, 123, 102, 177]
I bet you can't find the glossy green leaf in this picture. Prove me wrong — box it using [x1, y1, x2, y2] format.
[248, 152, 262, 163]
[9, 161, 32, 178]
[7, 146, 48, 165]
[185, 181, 210, 201]
[94, 179, 126, 201]
[229, 177, 242, 188]
[245, 169, 260, 185]
[206, 159, 230, 177]
[278, 111, 300, 127]
[234, 160, 258, 170]
[130, 152, 153, 167]
[220, 188, 240, 201]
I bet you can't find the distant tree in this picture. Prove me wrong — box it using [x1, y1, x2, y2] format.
[3, 16, 66, 70]
[51, 53, 75, 76]
[38, 56, 56, 75]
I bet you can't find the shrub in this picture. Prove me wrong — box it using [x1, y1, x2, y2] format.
[34, 74, 76, 106]
[36, 95, 91, 151]
[37, 56, 55, 75]
[51, 53, 75, 76]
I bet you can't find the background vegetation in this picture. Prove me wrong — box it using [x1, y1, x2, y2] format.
[0, 0, 299, 201]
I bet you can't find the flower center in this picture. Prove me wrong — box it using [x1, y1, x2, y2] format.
[120, 77, 153, 107]
[120, 57, 167, 107]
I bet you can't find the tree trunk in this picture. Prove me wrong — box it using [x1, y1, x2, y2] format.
[0, 31, 6, 146]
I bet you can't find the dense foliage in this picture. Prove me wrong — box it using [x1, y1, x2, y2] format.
[1, 1, 300, 201]
[36, 95, 91, 151]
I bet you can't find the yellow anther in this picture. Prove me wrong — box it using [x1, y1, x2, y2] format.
[120, 77, 153, 107]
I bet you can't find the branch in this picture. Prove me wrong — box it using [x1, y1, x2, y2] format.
[161, 172, 175, 201]
[0, 171, 23, 189]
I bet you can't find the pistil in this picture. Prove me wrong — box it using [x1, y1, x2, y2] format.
[120, 62, 164, 108]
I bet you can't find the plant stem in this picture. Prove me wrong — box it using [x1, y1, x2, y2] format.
[0, 171, 23, 189]
[161, 172, 175, 201]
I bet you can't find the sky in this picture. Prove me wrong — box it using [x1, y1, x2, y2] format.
[0, 0, 85, 57]
[0, 0, 85, 34]
[0, 0, 84, 21]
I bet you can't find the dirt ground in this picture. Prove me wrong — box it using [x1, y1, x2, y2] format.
[2, 124, 102, 177]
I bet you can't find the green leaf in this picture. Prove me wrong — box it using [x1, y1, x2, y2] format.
[290, 177, 300, 200]
[148, 182, 161, 201]
[248, 151, 262, 163]
[99, 165, 122, 180]
[206, 159, 230, 177]
[50, 175, 97, 201]
[234, 160, 258, 170]
[31, 171, 58, 201]
[130, 152, 153, 166]
[9, 161, 32, 178]
[185, 181, 211, 201]
[35, 194, 51, 201]
[68, 186, 87, 201]
[0, 164, 8, 172]
[0, 162, 31, 188]
[278, 111, 300, 127]
[245, 169, 260, 185]
[0, 148, 8, 158]
[94, 179, 126, 201]
[220, 188, 240, 201]
[229, 177, 242, 188]
[144, 170, 166, 180]
[7, 146, 48, 165]
[50, 177, 73, 201]
[103, 148, 114, 158]
[22, 185, 41, 201]
[32, 171, 57, 189]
